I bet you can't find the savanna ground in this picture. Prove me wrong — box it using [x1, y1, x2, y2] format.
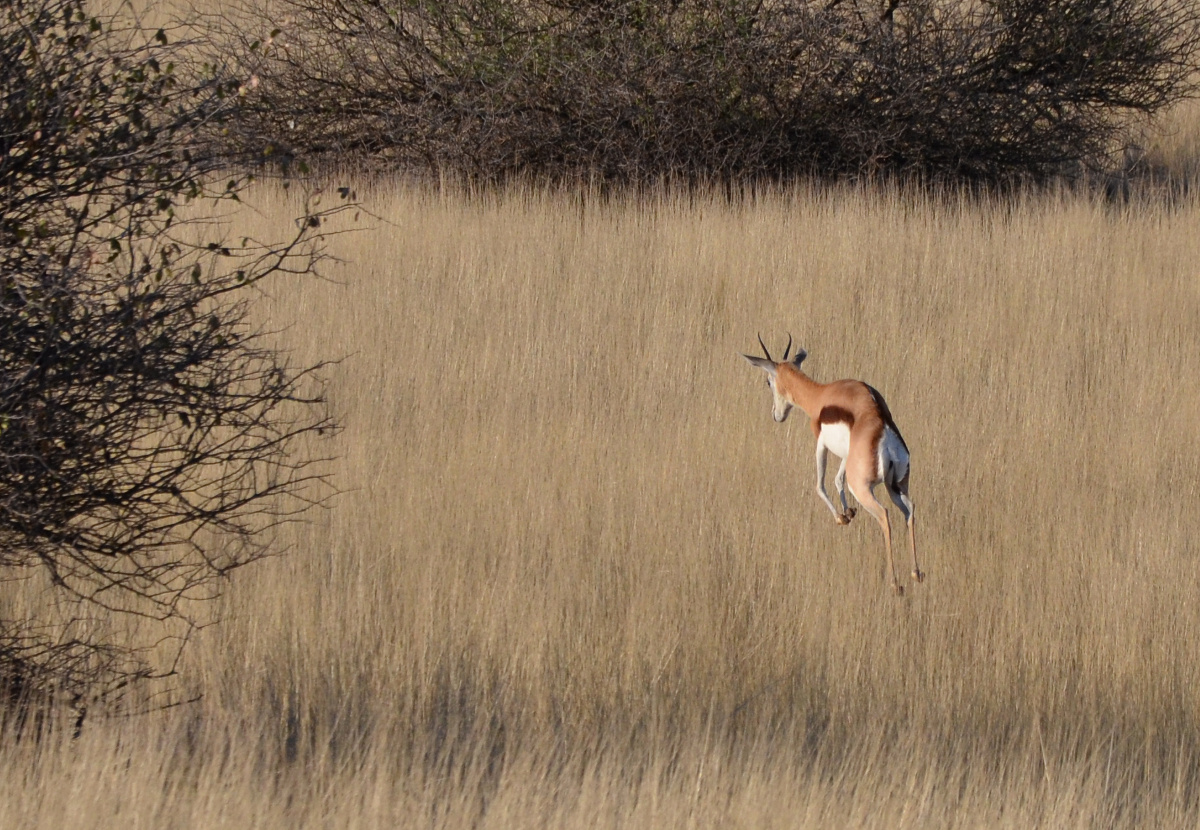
[6, 16, 1200, 818]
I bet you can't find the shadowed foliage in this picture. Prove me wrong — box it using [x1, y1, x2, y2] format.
[0, 0, 345, 721]
[215, 0, 1200, 182]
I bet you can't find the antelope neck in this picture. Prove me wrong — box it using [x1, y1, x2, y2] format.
[776, 364, 824, 418]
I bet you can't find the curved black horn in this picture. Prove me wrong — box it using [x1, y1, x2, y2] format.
[783, 332, 793, 361]
[757, 333, 773, 362]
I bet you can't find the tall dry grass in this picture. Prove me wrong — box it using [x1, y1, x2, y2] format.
[4, 180, 1200, 827]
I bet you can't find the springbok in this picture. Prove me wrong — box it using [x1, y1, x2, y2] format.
[742, 334, 923, 595]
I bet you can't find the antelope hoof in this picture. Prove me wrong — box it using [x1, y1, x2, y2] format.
[835, 513, 851, 525]
[892, 583, 905, 597]
[913, 569, 925, 583]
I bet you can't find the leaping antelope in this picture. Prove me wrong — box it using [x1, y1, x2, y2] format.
[742, 334, 923, 595]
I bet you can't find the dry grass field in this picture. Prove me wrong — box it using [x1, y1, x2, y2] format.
[4, 175, 1200, 827]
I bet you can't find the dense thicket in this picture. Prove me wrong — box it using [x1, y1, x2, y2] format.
[0, 0, 344, 722]
[218, 0, 1200, 183]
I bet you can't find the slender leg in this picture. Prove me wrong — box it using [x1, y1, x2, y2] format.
[851, 481, 901, 595]
[833, 458, 856, 523]
[888, 477, 923, 583]
[814, 445, 842, 521]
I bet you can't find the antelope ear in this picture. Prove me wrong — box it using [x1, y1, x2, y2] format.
[791, 349, 807, 366]
[741, 354, 777, 376]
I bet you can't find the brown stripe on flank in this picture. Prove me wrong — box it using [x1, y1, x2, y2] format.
[818, 405, 855, 426]
[865, 384, 907, 451]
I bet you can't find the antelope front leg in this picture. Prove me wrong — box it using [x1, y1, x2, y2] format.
[814, 445, 844, 522]
[833, 458, 856, 525]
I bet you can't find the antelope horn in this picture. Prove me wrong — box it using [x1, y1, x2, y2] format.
[757, 333, 773, 362]
[783, 332, 793, 362]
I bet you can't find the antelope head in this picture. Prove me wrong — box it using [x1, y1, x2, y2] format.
[741, 333, 807, 423]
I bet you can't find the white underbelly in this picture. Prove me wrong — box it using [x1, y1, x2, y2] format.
[817, 422, 851, 459]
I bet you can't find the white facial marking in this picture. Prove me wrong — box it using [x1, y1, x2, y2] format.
[771, 383, 792, 421]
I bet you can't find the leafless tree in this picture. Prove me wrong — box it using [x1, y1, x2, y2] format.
[213, 0, 1200, 183]
[1, 0, 348, 727]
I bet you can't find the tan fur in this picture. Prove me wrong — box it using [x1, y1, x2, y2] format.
[774, 366, 890, 492]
